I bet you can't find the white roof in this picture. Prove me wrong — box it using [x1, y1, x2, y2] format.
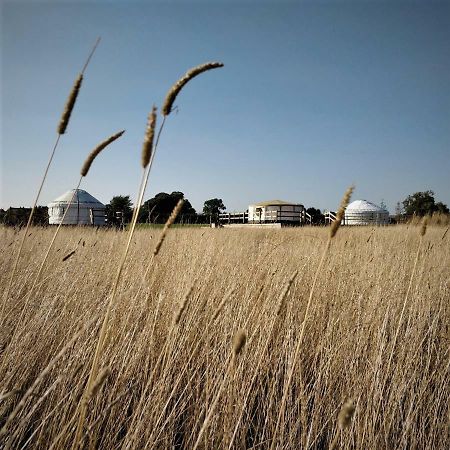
[48, 189, 105, 207]
[250, 199, 303, 207]
[346, 200, 387, 213]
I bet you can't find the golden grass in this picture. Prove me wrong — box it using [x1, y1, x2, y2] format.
[0, 224, 448, 449]
[80, 130, 125, 177]
[162, 62, 224, 116]
[2, 38, 101, 309]
[141, 106, 157, 169]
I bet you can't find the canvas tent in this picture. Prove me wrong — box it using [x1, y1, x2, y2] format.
[47, 189, 106, 225]
[344, 200, 389, 225]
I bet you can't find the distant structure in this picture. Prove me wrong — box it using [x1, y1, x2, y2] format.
[47, 189, 106, 226]
[218, 199, 311, 226]
[248, 200, 306, 224]
[323, 199, 388, 226]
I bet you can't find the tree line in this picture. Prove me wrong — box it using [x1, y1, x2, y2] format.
[105, 192, 226, 226]
[0, 190, 448, 227]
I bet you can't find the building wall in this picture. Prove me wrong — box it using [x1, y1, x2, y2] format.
[344, 211, 389, 225]
[248, 204, 303, 223]
[48, 205, 106, 225]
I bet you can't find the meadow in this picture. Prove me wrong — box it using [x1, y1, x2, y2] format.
[0, 224, 448, 449]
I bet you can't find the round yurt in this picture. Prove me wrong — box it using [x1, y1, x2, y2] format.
[344, 200, 389, 225]
[47, 189, 106, 226]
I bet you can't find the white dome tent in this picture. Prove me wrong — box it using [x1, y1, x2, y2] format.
[47, 189, 106, 226]
[344, 200, 389, 225]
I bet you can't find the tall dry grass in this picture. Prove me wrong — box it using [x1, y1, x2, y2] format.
[0, 224, 448, 449]
[2, 38, 101, 305]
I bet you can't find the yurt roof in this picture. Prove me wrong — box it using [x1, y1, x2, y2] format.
[251, 199, 303, 207]
[345, 200, 387, 213]
[48, 189, 105, 207]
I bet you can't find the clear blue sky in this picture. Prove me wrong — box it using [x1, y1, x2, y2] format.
[1, 0, 449, 213]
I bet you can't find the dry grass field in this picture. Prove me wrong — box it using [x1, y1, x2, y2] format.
[0, 224, 449, 449]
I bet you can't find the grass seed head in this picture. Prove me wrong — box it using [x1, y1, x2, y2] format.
[420, 216, 428, 237]
[174, 284, 194, 325]
[338, 398, 356, 429]
[58, 74, 83, 135]
[62, 250, 76, 262]
[330, 185, 354, 238]
[275, 270, 298, 316]
[89, 367, 110, 399]
[141, 106, 157, 168]
[162, 62, 224, 116]
[81, 130, 125, 177]
[153, 199, 185, 256]
[232, 330, 246, 356]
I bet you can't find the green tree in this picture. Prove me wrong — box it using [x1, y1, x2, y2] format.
[106, 195, 133, 226]
[402, 191, 448, 216]
[435, 202, 449, 214]
[141, 192, 196, 223]
[306, 207, 324, 225]
[203, 198, 226, 219]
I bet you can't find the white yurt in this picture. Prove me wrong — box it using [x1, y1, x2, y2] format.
[47, 189, 106, 226]
[248, 200, 305, 224]
[344, 200, 389, 225]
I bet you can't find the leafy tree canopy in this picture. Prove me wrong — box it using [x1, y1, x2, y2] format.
[435, 202, 450, 214]
[203, 198, 226, 217]
[0, 206, 48, 226]
[306, 207, 325, 225]
[106, 195, 133, 225]
[402, 191, 449, 216]
[141, 191, 196, 223]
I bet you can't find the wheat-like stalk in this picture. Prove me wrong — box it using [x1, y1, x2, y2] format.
[338, 398, 356, 429]
[329, 398, 356, 450]
[270, 186, 354, 449]
[7, 130, 124, 341]
[173, 284, 194, 325]
[81, 130, 125, 176]
[13, 129, 123, 315]
[330, 185, 355, 238]
[228, 271, 298, 449]
[153, 199, 184, 256]
[57, 74, 83, 135]
[0, 316, 97, 438]
[2, 224, 448, 448]
[420, 215, 428, 237]
[375, 214, 429, 424]
[162, 62, 224, 116]
[73, 61, 224, 449]
[1, 38, 101, 313]
[123, 285, 235, 449]
[232, 329, 247, 357]
[141, 106, 157, 168]
[88, 367, 110, 399]
[192, 330, 247, 450]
